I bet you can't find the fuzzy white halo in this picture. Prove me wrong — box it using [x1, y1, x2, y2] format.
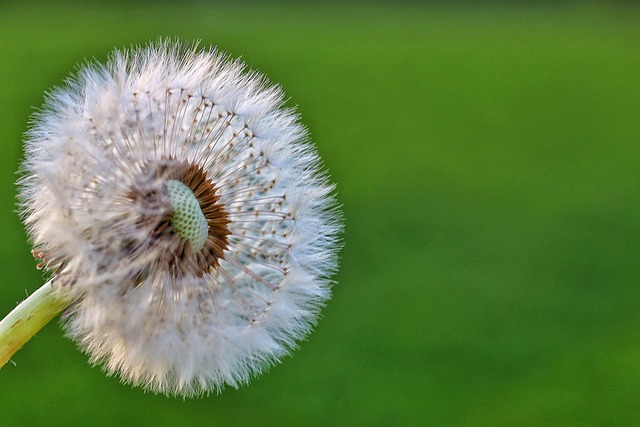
[18, 40, 342, 396]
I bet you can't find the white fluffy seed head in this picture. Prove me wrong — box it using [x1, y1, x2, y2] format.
[18, 39, 342, 396]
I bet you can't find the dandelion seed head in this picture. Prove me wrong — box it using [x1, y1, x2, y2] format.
[18, 39, 342, 396]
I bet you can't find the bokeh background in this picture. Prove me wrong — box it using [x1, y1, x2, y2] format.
[1, 1, 640, 425]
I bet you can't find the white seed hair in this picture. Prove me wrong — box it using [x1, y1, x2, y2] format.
[18, 39, 342, 396]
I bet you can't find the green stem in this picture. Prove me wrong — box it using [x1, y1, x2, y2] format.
[0, 279, 73, 368]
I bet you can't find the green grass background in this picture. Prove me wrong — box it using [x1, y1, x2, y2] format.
[1, 1, 640, 425]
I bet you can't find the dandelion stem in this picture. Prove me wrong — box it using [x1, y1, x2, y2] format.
[0, 279, 73, 368]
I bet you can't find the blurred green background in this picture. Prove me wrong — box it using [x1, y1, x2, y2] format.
[1, 1, 640, 425]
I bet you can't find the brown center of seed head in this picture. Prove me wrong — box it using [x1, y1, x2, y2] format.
[127, 158, 230, 278]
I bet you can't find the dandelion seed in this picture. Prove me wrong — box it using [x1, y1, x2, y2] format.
[12, 39, 342, 396]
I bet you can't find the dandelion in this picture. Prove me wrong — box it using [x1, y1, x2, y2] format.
[0, 40, 342, 396]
